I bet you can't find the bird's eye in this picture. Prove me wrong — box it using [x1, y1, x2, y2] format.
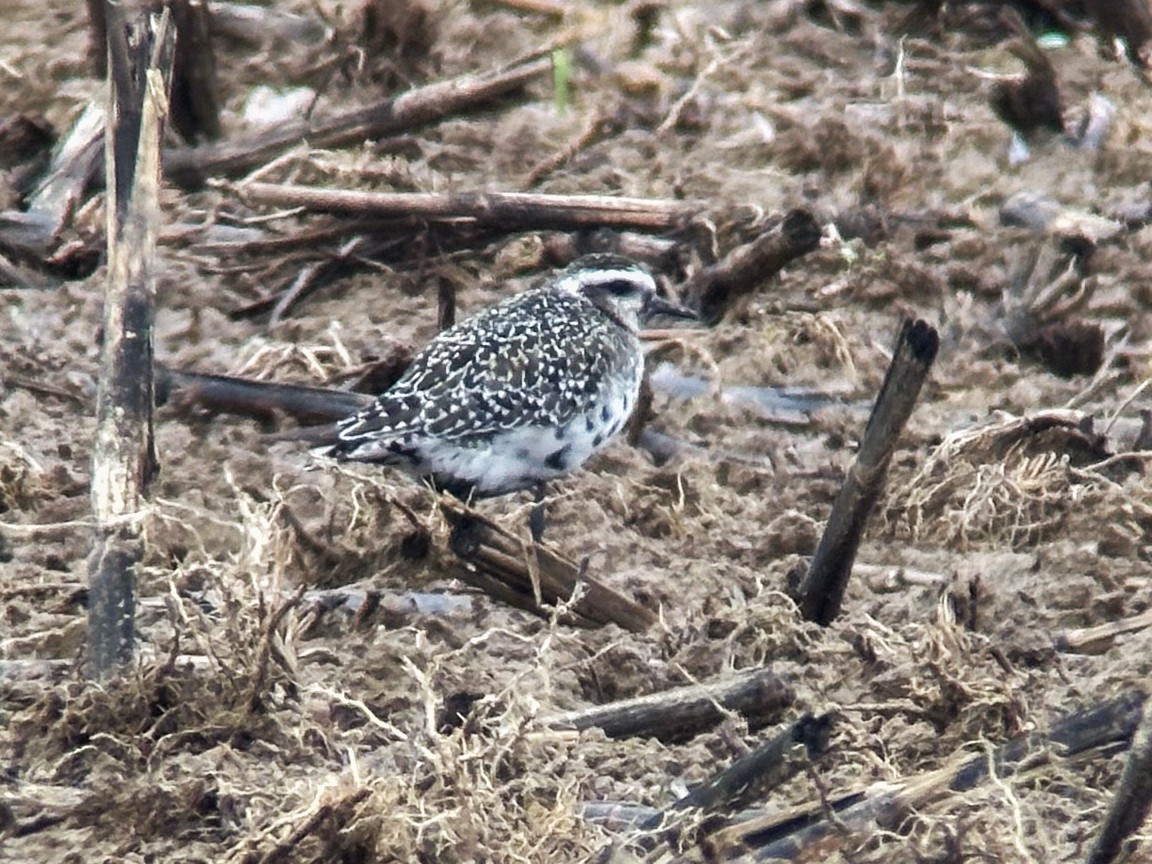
[599, 279, 640, 296]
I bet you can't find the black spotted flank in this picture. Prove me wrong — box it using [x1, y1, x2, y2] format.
[545, 446, 571, 470]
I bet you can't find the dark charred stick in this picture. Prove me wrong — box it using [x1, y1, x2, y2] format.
[796, 319, 938, 626]
[164, 58, 551, 188]
[1086, 697, 1152, 864]
[445, 500, 656, 632]
[663, 713, 833, 822]
[725, 692, 1146, 862]
[88, 6, 174, 680]
[543, 666, 794, 742]
[625, 372, 655, 448]
[990, 9, 1065, 139]
[0, 250, 56, 289]
[167, 0, 222, 143]
[1000, 240, 1102, 378]
[156, 367, 374, 425]
[633, 714, 834, 857]
[682, 209, 821, 326]
[528, 482, 548, 544]
[437, 273, 456, 330]
[86, 0, 108, 76]
[240, 183, 695, 232]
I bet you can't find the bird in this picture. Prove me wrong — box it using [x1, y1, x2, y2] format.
[318, 253, 695, 533]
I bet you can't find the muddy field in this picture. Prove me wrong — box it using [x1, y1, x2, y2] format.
[3, 1, 1152, 861]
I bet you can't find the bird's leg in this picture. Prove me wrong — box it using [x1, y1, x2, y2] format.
[529, 482, 548, 544]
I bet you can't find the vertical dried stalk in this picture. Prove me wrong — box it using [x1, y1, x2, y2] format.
[796, 319, 939, 626]
[87, 4, 174, 678]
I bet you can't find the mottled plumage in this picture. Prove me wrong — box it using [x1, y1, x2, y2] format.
[322, 254, 690, 498]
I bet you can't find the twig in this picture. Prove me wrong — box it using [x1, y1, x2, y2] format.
[682, 209, 822, 325]
[164, 57, 553, 187]
[542, 666, 794, 741]
[239, 183, 695, 232]
[796, 319, 939, 626]
[522, 109, 615, 188]
[87, 5, 174, 679]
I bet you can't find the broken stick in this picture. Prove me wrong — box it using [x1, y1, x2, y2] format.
[682, 209, 822, 325]
[543, 666, 793, 741]
[88, 6, 174, 678]
[796, 318, 939, 626]
[239, 184, 695, 233]
[444, 499, 656, 633]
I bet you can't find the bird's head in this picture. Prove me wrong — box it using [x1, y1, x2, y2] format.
[553, 254, 695, 331]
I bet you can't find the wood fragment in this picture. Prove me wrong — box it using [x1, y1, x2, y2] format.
[542, 666, 794, 741]
[167, 0, 222, 142]
[682, 209, 822, 325]
[633, 714, 834, 857]
[706, 691, 1146, 862]
[156, 367, 374, 425]
[0, 103, 104, 257]
[990, 9, 1065, 139]
[664, 712, 833, 815]
[1086, 696, 1152, 864]
[87, 6, 174, 679]
[436, 273, 456, 330]
[796, 319, 938, 626]
[164, 57, 552, 187]
[240, 183, 695, 232]
[85, 0, 108, 76]
[1054, 609, 1152, 654]
[444, 499, 657, 633]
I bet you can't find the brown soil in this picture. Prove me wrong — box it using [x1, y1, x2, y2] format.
[3, 1, 1152, 862]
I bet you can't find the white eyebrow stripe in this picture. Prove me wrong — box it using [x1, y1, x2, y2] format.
[554, 268, 656, 294]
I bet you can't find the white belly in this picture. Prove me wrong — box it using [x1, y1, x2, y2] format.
[421, 379, 639, 496]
